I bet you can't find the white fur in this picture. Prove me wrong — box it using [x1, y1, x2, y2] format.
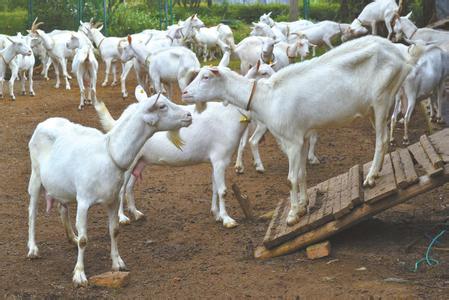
[27, 86, 192, 287]
[183, 36, 424, 226]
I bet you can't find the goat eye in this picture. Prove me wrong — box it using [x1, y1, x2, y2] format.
[159, 104, 167, 110]
[203, 75, 209, 80]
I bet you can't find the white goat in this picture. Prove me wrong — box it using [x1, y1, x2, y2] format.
[259, 12, 314, 37]
[66, 34, 99, 110]
[182, 36, 424, 226]
[234, 36, 310, 74]
[94, 62, 272, 228]
[251, 21, 287, 41]
[192, 27, 229, 62]
[393, 12, 449, 44]
[390, 45, 449, 144]
[291, 21, 350, 49]
[0, 35, 33, 100]
[15, 34, 37, 97]
[27, 86, 192, 287]
[342, 0, 402, 41]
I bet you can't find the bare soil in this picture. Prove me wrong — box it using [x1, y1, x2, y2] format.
[1, 68, 449, 299]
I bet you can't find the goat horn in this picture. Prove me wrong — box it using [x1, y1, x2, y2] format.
[398, 0, 404, 15]
[90, 17, 94, 24]
[94, 22, 103, 28]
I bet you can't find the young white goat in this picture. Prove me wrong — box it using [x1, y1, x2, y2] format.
[66, 34, 99, 110]
[259, 12, 314, 37]
[14, 34, 36, 97]
[182, 36, 424, 226]
[27, 86, 192, 287]
[94, 62, 272, 228]
[0, 34, 33, 100]
[390, 45, 449, 145]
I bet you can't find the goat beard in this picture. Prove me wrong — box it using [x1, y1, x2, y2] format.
[167, 129, 185, 151]
[195, 102, 207, 113]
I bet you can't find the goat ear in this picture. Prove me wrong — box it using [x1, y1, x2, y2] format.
[210, 68, 220, 76]
[97, 24, 104, 31]
[267, 11, 272, 17]
[27, 30, 32, 34]
[405, 11, 412, 19]
[127, 34, 132, 44]
[135, 85, 148, 102]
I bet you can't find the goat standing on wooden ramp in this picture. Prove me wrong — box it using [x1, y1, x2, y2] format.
[27, 86, 192, 287]
[182, 36, 424, 226]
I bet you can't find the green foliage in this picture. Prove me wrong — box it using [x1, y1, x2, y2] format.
[108, 3, 160, 36]
[32, 0, 78, 31]
[0, 10, 28, 35]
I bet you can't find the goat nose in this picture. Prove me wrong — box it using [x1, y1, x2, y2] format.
[186, 112, 192, 117]
[182, 91, 188, 95]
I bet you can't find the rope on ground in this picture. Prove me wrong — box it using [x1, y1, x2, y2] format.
[413, 229, 446, 272]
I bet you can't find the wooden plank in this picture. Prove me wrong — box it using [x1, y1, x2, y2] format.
[334, 172, 353, 219]
[408, 143, 443, 177]
[306, 187, 328, 230]
[398, 148, 419, 186]
[363, 155, 398, 203]
[390, 150, 407, 189]
[429, 129, 449, 163]
[330, 175, 343, 219]
[232, 183, 253, 219]
[262, 199, 284, 246]
[348, 164, 362, 205]
[420, 135, 444, 169]
[255, 164, 449, 260]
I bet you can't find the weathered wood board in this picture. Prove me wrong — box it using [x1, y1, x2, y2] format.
[259, 129, 449, 257]
[363, 154, 398, 203]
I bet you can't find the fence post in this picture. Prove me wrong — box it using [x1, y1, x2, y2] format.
[103, 0, 108, 36]
[303, 0, 310, 19]
[28, 0, 33, 28]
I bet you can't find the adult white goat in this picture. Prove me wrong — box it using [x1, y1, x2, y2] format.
[342, 0, 403, 41]
[390, 45, 449, 145]
[251, 21, 287, 41]
[234, 36, 310, 74]
[29, 23, 75, 90]
[392, 12, 449, 44]
[15, 34, 37, 97]
[94, 61, 272, 228]
[191, 27, 229, 62]
[259, 12, 314, 37]
[291, 21, 350, 49]
[66, 33, 99, 110]
[182, 36, 424, 226]
[27, 86, 192, 287]
[0, 34, 33, 100]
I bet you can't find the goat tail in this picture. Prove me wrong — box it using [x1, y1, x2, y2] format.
[94, 100, 116, 132]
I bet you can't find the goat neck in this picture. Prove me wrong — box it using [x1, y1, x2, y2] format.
[90, 29, 106, 49]
[130, 42, 151, 65]
[400, 18, 418, 39]
[106, 108, 156, 171]
[0, 43, 19, 64]
[36, 30, 54, 51]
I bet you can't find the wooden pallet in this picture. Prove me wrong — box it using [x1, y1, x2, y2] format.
[255, 129, 449, 259]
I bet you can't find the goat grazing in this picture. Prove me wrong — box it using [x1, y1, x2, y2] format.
[27, 86, 192, 287]
[183, 36, 424, 226]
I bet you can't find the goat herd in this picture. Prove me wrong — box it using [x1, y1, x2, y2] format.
[0, 0, 447, 287]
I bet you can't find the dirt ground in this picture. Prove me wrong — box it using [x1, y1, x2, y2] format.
[1, 67, 449, 299]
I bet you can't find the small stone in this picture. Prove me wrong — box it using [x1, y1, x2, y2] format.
[306, 241, 331, 260]
[384, 277, 408, 283]
[356, 267, 367, 271]
[326, 259, 339, 265]
[89, 271, 130, 288]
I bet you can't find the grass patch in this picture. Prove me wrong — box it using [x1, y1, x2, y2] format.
[0, 10, 27, 35]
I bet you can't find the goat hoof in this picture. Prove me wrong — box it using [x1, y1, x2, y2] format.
[65, 86, 71, 90]
[223, 218, 238, 229]
[101, 82, 108, 87]
[0, 94, 3, 99]
[72, 271, 88, 288]
[133, 210, 145, 221]
[78, 105, 84, 111]
[111, 82, 118, 87]
[234, 165, 244, 174]
[363, 177, 376, 188]
[122, 93, 128, 99]
[308, 157, 320, 165]
[11, 96, 16, 101]
[402, 138, 410, 145]
[255, 166, 265, 173]
[112, 257, 128, 271]
[30, 92, 35, 97]
[21, 91, 26, 96]
[437, 118, 445, 124]
[45, 77, 49, 81]
[27, 246, 40, 259]
[119, 215, 131, 225]
[286, 212, 300, 226]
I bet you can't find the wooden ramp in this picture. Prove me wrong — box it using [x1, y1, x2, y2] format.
[255, 129, 449, 259]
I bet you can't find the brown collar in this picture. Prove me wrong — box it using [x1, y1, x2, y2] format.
[0, 53, 17, 65]
[260, 53, 275, 64]
[246, 80, 257, 111]
[106, 135, 128, 172]
[409, 28, 418, 39]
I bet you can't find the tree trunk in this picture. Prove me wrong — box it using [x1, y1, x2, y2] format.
[423, 0, 436, 25]
[289, 0, 298, 21]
